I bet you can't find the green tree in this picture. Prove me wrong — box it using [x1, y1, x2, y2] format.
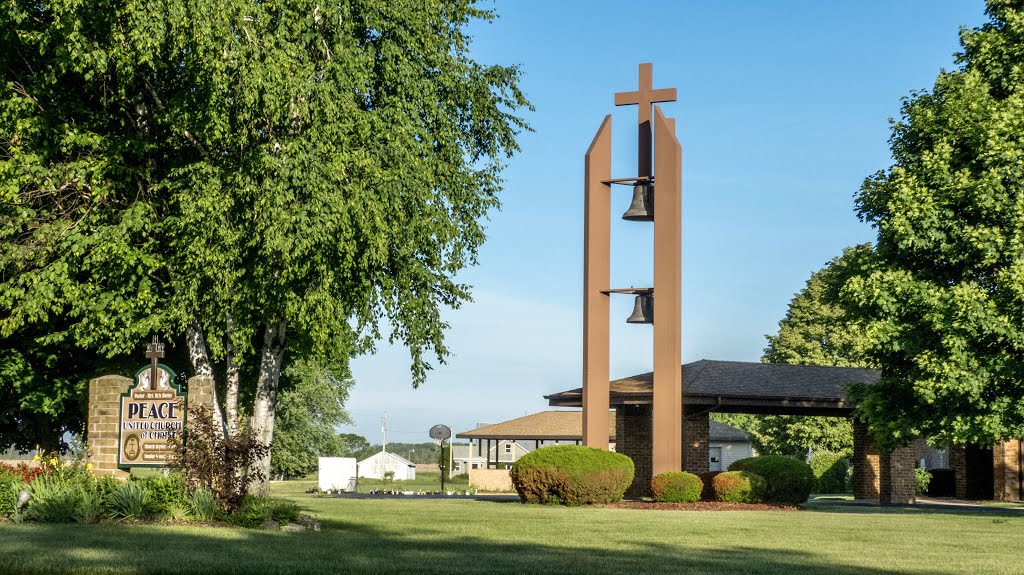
[715, 246, 876, 456]
[337, 434, 375, 461]
[269, 361, 352, 479]
[839, 0, 1024, 449]
[0, 0, 530, 492]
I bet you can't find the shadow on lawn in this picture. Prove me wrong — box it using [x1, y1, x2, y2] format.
[0, 517, 966, 575]
[803, 500, 1024, 519]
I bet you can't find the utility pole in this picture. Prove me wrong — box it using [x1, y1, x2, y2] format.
[381, 411, 387, 453]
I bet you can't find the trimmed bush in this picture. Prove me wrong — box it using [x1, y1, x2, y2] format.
[697, 472, 721, 501]
[650, 472, 702, 503]
[712, 471, 766, 503]
[510, 445, 634, 505]
[809, 450, 850, 494]
[729, 455, 814, 504]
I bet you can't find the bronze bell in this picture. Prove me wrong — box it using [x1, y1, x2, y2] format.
[626, 293, 654, 324]
[622, 183, 654, 221]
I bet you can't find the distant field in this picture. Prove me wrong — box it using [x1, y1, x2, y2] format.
[1, 480, 1022, 574]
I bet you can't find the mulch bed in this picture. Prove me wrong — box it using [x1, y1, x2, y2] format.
[602, 500, 799, 511]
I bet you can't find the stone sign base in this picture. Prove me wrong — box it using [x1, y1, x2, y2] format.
[87, 374, 214, 478]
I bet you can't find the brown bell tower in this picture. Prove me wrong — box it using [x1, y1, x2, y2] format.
[582, 63, 682, 477]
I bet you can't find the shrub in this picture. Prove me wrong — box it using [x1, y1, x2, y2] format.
[729, 455, 814, 504]
[169, 404, 270, 511]
[138, 474, 190, 516]
[73, 487, 104, 524]
[0, 470, 18, 518]
[189, 489, 220, 522]
[697, 472, 721, 501]
[510, 445, 634, 505]
[0, 462, 44, 484]
[24, 474, 83, 523]
[712, 471, 766, 503]
[108, 481, 151, 520]
[226, 496, 300, 528]
[650, 472, 702, 503]
[809, 450, 850, 493]
[915, 467, 932, 495]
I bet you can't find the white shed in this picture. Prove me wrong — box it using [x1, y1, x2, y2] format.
[318, 457, 358, 492]
[357, 451, 417, 480]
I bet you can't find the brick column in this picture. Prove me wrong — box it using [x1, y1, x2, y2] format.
[682, 410, 709, 475]
[186, 375, 214, 412]
[616, 405, 652, 498]
[951, 445, 967, 499]
[852, 420, 879, 500]
[879, 444, 917, 505]
[87, 375, 132, 479]
[994, 439, 1023, 502]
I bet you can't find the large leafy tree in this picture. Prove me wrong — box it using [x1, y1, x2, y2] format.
[270, 360, 352, 479]
[0, 0, 530, 492]
[840, 0, 1024, 449]
[715, 246, 876, 457]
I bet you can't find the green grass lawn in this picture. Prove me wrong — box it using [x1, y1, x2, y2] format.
[351, 471, 472, 493]
[1, 480, 1022, 574]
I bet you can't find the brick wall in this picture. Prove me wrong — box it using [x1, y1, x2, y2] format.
[852, 421, 879, 500]
[682, 411, 709, 475]
[469, 468, 514, 492]
[87, 375, 132, 478]
[879, 444, 916, 505]
[951, 445, 967, 499]
[994, 439, 1023, 502]
[186, 375, 214, 416]
[616, 405, 653, 498]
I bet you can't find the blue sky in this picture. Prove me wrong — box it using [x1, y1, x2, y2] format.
[342, 1, 988, 445]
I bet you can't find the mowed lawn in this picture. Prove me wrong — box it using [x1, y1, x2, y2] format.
[0, 480, 1022, 575]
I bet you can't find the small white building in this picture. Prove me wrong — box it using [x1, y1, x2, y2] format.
[318, 457, 358, 492]
[357, 451, 417, 480]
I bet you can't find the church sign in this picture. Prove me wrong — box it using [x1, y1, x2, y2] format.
[118, 336, 186, 468]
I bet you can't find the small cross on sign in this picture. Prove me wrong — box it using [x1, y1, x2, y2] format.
[145, 335, 165, 391]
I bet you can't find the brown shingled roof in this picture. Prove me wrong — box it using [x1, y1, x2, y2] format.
[455, 411, 614, 441]
[455, 410, 751, 443]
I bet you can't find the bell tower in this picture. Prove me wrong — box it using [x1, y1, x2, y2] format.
[582, 63, 682, 477]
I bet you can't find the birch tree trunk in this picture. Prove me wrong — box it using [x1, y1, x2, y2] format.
[185, 323, 226, 435]
[225, 315, 241, 438]
[249, 321, 287, 495]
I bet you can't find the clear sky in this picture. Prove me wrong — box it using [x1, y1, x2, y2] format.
[342, 1, 989, 445]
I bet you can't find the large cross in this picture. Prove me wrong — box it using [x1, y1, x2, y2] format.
[145, 335, 165, 391]
[614, 63, 677, 178]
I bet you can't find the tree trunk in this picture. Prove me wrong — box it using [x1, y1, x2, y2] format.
[249, 321, 287, 496]
[225, 315, 241, 438]
[185, 323, 226, 435]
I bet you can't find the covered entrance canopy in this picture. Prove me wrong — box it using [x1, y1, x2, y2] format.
[547, 359, 1022, 503]
[546, 359, 878, 416]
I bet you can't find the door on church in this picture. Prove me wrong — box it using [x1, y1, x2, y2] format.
[709, 447, 722, 472]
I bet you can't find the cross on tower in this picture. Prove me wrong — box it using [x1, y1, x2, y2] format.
[614, 63, 677, 178]
[145, 335, 165, 391]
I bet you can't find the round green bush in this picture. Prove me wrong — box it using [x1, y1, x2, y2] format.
[510, 445, 634, 505]
[650, 472, 702, 503]
[728, 455, 814, 504]
[809, 450, 850, 494]
[712, 471, 766, 503]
